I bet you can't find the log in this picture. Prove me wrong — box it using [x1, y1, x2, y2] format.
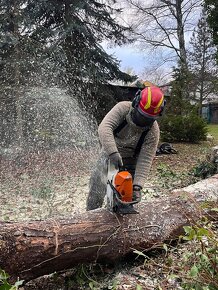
[0, 175, 218, 283]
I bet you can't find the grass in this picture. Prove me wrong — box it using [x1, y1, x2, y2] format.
[207, 124, 218, 142]
[1, 141, 216, 289]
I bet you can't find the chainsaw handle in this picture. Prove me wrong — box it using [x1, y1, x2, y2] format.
[115, 195, 139, 205]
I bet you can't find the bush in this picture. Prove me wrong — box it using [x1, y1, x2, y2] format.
[160, 113, 208, 143]
[133, 217, 218, 289]
[0, 268, 24, 289]
[179, 221, 218, 290]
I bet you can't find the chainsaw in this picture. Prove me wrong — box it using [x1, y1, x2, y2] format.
[106, 161, 139, 214]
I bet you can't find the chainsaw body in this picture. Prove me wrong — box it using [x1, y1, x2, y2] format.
[106, 162, 139, 214]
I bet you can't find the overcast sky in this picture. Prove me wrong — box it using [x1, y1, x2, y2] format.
[103, 42, 174, 84]
[104, 44, 146, 76]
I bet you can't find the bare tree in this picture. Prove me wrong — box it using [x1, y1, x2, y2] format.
[125, 0, 202, 66]
[140, 66, 169, 85]
[122, 0, 203, 95]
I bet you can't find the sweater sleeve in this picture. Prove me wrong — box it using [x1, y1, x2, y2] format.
[98, 102, 130, 156]
[133, 121, 160, 188]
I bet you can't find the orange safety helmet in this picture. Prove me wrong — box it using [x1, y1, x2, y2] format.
[133, 86, 165, 118]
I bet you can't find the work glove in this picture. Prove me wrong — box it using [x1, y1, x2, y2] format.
[109, 152, 123, 169]
[133, 185, 142, 202]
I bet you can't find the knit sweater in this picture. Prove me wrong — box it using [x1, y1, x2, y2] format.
[98, 101, 160, 188]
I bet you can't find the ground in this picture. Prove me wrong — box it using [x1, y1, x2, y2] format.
[0, 142, 211, 222]
[0, 140, 217, 289]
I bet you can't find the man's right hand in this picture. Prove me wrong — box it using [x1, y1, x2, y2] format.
[109, 152, 123, 169]
[133, 185, 142, 202]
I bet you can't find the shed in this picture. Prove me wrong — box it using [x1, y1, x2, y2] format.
[202, 102, 218, 124]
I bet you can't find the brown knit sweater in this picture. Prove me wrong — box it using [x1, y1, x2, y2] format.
[98, 101, 160, 188]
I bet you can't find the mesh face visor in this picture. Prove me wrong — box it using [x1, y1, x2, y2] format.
[131, 109, 156, 127]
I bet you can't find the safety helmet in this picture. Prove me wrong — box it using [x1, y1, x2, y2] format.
[133, 86, 165, 118]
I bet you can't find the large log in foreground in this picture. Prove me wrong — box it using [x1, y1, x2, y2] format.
[0, 175, 218, 283]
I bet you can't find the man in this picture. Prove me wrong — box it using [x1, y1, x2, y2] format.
[86, 85, 165, 210]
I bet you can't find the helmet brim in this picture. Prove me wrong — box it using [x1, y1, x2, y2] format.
[137, 106, 159, 119]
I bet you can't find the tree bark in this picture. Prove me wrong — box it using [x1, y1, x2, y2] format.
[0, 175, 218, 283]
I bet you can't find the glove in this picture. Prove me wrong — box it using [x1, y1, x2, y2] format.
[133, 185, 142, 202]
[109, 152, 123, 169]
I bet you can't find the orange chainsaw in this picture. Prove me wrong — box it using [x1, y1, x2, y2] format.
[107, 162, 139, 214]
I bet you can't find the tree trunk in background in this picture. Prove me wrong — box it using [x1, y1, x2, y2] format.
[175, 0, 190, 101]
[10, 0, 23, 148]
[0, 175, 218, 283]
[176, 0, 187, 70]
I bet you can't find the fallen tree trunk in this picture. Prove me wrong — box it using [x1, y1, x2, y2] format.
[0, 175, 218, 283]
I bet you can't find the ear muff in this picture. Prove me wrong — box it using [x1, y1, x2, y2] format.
[132, 90, 142, 108]
[159, 99, 166, 116]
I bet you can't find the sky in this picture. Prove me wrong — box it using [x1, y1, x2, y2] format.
[104, 44, 147, 76]
[103, 42, 174, 85]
